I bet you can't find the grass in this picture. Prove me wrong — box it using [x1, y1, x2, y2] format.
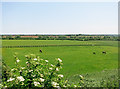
[2, 40, 118, 47]
[69, 69, 118, 87]
[2, 40, 118, 78]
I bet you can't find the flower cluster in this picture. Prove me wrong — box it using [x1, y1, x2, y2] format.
[2, 54, 63, 88]
[2, 54, 84, 88]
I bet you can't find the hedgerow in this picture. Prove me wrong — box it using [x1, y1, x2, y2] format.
[1, 53, 83, 88]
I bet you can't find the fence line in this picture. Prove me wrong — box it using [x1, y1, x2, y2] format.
[1, 44, 112, 48]
[1, 44, 98, 48]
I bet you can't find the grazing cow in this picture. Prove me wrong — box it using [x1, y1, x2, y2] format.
[102, 51, 106, 54]
[93, 52, 96, 54]
[40, 49, 42, 53]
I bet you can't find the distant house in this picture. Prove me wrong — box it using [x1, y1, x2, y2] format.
[20, 36, 39, 38]
[2, 36, 7, 38]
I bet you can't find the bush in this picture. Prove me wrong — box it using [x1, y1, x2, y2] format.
[2, 53, 83, 88]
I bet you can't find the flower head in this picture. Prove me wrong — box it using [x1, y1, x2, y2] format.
[79, 75, 84, 80]
[40, 74, 44, 77]
[57, 58, 62, 62]
[51, 64, 54, 67]
[11, 68, 15, 72]
[5, 86, 7, 88]
[56, 68, 59, 71]
[51, 82, 59, 87]
[40, 78, 44, 82]
[21, 67, 25, 69]
[34, 58, 37, 61]
[29, 70, 33, 72]
[74, 85, 77, 87]
[58, 74, 63, 78]
[34, 81, 40, 86]
[32, 75, 36, 77]
[16, 59, 20, 63]
[7, 78, 15, 82]
[45, 60, 48, 62]
[63, 85, 66, 87]
[17, 76, 25, 82]
[49, 67, 53, 70]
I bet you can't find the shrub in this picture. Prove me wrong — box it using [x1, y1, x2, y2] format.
[2, 53, 83, 88]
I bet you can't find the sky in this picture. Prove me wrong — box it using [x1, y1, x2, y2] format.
[2, 2, 118, 34]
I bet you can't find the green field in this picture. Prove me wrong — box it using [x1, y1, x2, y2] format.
[2, 40, 118, 78]
[2, 40, 118, 47]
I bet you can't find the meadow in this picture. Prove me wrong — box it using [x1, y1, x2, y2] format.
[2, 40, 118, 87]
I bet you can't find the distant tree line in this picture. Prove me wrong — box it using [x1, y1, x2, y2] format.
[1, 34, 119, 41]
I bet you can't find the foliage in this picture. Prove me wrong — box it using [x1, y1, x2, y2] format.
[2, 34, 118, 41]
[2, 54, 83, 88]
[68, 69, 119, 87]
[2, 61, 10, 82]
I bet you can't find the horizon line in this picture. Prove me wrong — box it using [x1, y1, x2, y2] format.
[0, 33, 118, 35]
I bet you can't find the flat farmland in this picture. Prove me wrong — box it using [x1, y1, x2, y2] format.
[2, 40, 118, 77]
[2, 40, 118, 47]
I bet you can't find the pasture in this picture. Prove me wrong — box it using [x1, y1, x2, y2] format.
[2, 40, 118, 78]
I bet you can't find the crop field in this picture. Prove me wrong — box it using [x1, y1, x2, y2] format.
[2, 40, 118, 85]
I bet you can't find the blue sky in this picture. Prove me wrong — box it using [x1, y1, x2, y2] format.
[2, 2, 118, 34]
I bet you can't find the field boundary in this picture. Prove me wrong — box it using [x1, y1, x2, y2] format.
[1, 44, 96, 48]
[1, 44, 113, 48]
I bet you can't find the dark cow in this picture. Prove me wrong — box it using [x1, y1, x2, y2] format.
[93, 52, 96, 54]
[40, 49, 42, 53]
[102, 51, 106, 54]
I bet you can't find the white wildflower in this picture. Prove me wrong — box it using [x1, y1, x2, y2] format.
[19, 70, 22, 73]
[34, 58, 37, 61]
[21, 67, 25, 69]
[36, 62, 39, 64]
[58, 74, 63, 78]
[45, 60, 48, 62]
[29, 70, 33, 72]
[79, 75, 84, 79]
[7, 78, 15, 82]
[32, 75, 36, 77]
[34, 81, 40, 86]
[25, 55, 28, 57]
[26, 62, 28, 64]
[57, 58, 62, 62]
[51, 64, 54, 67]
[51, 82, 59, 87]
[63, 85, 66, 87]
[17, 76, 25, 82]
[56, 68, 59, 71]
[49, 67, 53, 70]
[11, 68, 15, 71]
[74, 85, 77, 87]
[16, 59, 20, 63]
[40, 74, 44, 77]
[40, 78, 44, 82]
